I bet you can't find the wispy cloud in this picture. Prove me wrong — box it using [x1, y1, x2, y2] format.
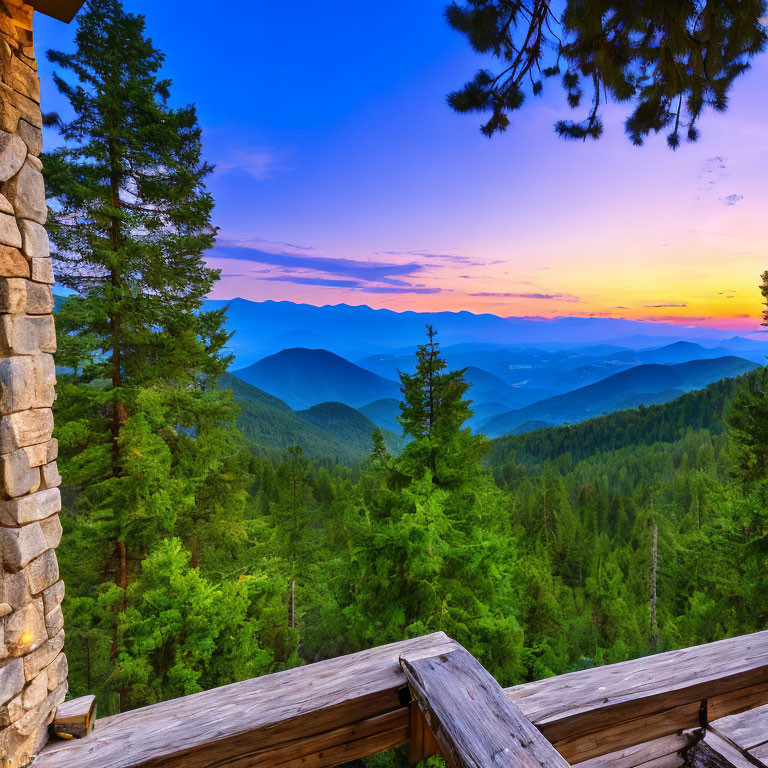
[642, 302, 687, 308]
[644, 315, 713, 323]
[213, 240, 423, 284]
[722, 193, 744, 206]
[377, 249, 495, 267]
[700, 155, 728, 185]
[214, 148, 286, 181]
[470, 291, 580, 302]
[208, 238, 443, 296]
[258, 275, 442, 294]
[260, 276, 361, 288]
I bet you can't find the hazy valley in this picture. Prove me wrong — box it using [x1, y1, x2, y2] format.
[211, 299, 767, 459]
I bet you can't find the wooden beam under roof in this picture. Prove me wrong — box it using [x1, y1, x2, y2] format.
[27, 0, 85, 22]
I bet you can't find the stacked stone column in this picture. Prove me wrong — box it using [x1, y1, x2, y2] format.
[0, 1, 66, 764]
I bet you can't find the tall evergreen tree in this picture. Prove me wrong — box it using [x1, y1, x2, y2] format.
[398, 325, 485, 488]
[45, 0, 252, 710]
[344, 327, 522, 683]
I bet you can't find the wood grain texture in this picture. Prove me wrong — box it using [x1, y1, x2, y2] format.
[687, 732, 758, 768]
[572, 732, 690, 768]
[710, 702, 768, 751]
[751, 742, 768, 765]
[52, 694, 96, 739]
[401, 647, 570, 768]
[409, 700, 439, 764]
[211, 709, 409, 768]
[36, 632, 457, 768]
[633, 752, 685, 768]
[707, 682, 768, 721]
[33, 629, 768, 768]
[507, 631, 768, 747]
[552, 701, 700, 764]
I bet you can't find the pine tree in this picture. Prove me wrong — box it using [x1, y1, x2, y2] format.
[250, 447, 331, 664]
[45, 0, 252, 710]
[446, 0, 767, 146]
[113, 539, 270, 709]
[344, 328, 523, 683]
[398, 325, 485, 488]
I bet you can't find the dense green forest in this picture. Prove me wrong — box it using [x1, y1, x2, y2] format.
[46, 0, 768, 738]
[57, 325, 768, 712]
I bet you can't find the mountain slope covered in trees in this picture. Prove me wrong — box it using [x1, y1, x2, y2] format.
[49, 0, 768, 737]
[487, 370, 759, 467]
[220, 373, 401, 462]
[483, 357, 758, 436]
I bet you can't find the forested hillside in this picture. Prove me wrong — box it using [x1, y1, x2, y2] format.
[488, 370, 758, 466]
[58, 318, 768, 715]
[220, 373, 402, 463]
[483, 357, 758, 436]
[45, 0, 768, 746]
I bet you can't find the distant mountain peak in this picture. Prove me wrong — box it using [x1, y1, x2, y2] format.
[232, 347, 400, 410]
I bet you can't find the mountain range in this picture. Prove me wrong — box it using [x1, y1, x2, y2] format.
[225, 343, 759, 452]
[481, 356, 758, 437]
[205, 298, 768, 367]
[232, 348, 400, 410]
[161, 299, 768, 451]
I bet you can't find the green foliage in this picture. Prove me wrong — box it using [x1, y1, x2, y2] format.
[47, 5, 768, 738]
[340, 328, 525, 683]
[114, 539, 271, 708]
[398, 325, 486, 488]
[446, 0, 767, 146]
[728, 368, 768, 486]
[488, 371, 753, 468]
[47, 0, 254, 713]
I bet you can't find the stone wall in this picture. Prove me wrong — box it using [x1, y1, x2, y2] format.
[0, 1, 66, 764]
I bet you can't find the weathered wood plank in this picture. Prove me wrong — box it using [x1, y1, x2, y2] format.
[552, 701, 700, 764]
[507, 631, 768, 749]
[751, 742, 768, 766]
[34, 629, 768, 768]
[36, 632, 458, 768]
[633, 752, 686, 768]
[707, 682, 768, 721]
[687, 732, 758, 768]
[401, 647, 570, 768]
[52, 695, 97, 739]
[710, 702, 768, 751]
[572, 732, 690, 768]
[409, 700, 439, 764]
[215, 709, 409, 768]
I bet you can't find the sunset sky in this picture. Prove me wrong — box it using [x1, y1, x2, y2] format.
[36, 2, 768, 330]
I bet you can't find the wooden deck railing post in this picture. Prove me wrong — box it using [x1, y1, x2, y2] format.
[401, 648, 570, 768]
[30, 629, 768, 768]
[409, 699, 440, 765]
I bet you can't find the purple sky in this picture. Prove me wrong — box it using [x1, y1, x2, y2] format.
[35, 2, 768, 329]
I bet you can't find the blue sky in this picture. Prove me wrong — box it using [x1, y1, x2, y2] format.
[35, 2, 768, 328]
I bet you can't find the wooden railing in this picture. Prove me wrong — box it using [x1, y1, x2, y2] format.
[35, 629, 768, 768]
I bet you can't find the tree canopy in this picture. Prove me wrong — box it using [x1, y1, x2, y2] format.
[447, 0, 767, 146]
